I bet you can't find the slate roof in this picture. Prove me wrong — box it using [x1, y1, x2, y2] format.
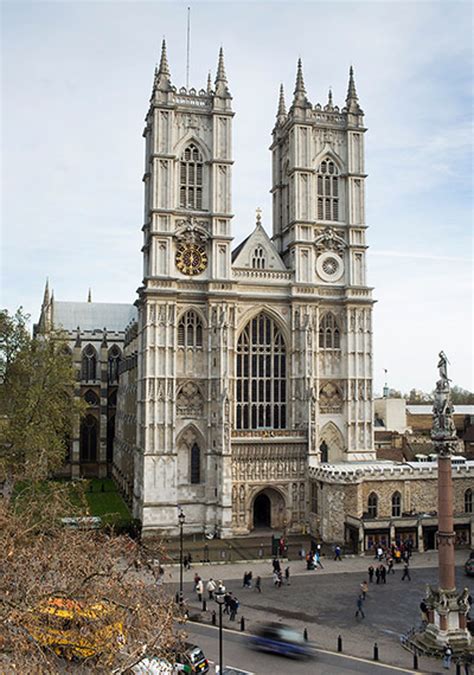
[53, 302, 137, 332]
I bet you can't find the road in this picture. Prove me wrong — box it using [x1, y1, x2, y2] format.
[184, 622, 420, 675]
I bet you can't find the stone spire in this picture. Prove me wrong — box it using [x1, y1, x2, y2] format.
[153, 38, 172, 92]
[276, 84, 287, 125]
[345, 66, 361, 113]
[42, 278, 50, 306]
[87, 288, 92, 303]
[292, 58, 309, 108]
[214, 47, 230, 97]
[207, 71, 212, 94]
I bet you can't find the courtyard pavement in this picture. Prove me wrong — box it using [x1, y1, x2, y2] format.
[150, 550, 474, 673]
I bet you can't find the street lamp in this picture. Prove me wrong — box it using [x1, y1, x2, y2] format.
[178, 509, 185, 606]
[214, 590, 225, 674]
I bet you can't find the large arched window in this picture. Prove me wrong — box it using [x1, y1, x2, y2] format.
[367, 492, 378, 518]
[177, 310, 203, 347]
[80, 415, 98, 462]
[236, 313, 286, 430]
[81, 345, 97, 381]
[391, 491, 402, 518]
[190, 443, 201, 484]
[317, 157, 340, 221]
[179, 143, 203, 210]
[108, 345, 121, 383]
[465, 489, 473, 514]
[319, 313, 341, 349]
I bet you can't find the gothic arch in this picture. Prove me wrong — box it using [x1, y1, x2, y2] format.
[176, 306, 207, 328]
[319, 421, 345, 462]
[249, 485, 287, 530]
[236, 305, 289, 345]
[176, 423, 206, 485]
[314, 147, 344, 173]
[174, 135, 211, 163]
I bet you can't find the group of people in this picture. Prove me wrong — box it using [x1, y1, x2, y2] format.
[242, 570, 262, 592]
[271, 557, 290, 587]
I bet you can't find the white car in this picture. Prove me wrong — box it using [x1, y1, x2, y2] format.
[131, 657, 176, 675]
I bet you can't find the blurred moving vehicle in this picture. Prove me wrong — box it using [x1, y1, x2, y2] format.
[25, 596, 124, 659]
[248, 623, 313, 659]
[464, 551, 474, 577]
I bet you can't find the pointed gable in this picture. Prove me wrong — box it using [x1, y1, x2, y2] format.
[232, 223, 287, 271]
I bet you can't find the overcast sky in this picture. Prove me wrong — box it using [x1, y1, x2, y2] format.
[1, 0, 472, 394]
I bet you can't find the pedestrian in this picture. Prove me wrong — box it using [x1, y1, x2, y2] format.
[217, 580, 226, 594]
[419, 600, 428, 624]
[380, 564, 386, 584]
[242, 571, 248, 588]
[247, 570, 253, 588]
[334, 545, 342, 561]
[272, 557, 281, 573]
[360, 580, 368, 600]
[272, 571, 279, 586]
[229, 596, 239, 621]
[314, 550, 324, 569]
[255, 575, 262, 593]
[183, 554, 189, 571]
[285, 566, 290, 585]
[355, 595, 365, 619]
[306, 552, 314, 571]
[258, 543, 264, 559]
[375, 566, 380, 584]
[277, 570, 283, 587]
[299, 546, 306, 561]
[279, 537, 285, 556]
[223, 591, 232, 614]
[195, 578, 204, 602]
[207, 578, 217, 600]
[368, 565, 374, 582]
[401, 561, 411, 581]
[376, 545, 383, 562]
[442, 644, 453, 669]
[387, 557, 394, 574]
[193, 572, 201, 587]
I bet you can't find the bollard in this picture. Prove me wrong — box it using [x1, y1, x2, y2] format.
[202, 599, 207, 612]
[211, 610, 216, 626]
[413, 651, 418, 670]
[337, 635, 342, 653]
[175, 592, 179, 604]
[455, 663, 461, 675]
[303, 628, 308, 642]
[373, 642, 379, 661]
[240, 616, 245, 632]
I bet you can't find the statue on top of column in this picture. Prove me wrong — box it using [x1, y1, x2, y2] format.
[432, 351, 456, 446]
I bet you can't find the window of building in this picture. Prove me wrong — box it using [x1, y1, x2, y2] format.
[80, 415, 98, 462]
[310, 483, 318, 513]
[108, 346, 121, 383]
[177, 310, 203, 347]
[317, 158, 339, 221]
[179, 143, 203, 210]
[252, 246, 266, 269]
[367, 492, 378, 518]
[391, 491, 402, 517]
[465, 488, 473, 513]
[318, 312, 341, 349]
[190, 443, 201, 484]
[81, 345, 97, 381]
[236, 312, 286, 430]
[84, 389, 99, 406]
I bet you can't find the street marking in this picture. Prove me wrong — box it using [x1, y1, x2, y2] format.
[188, 621, 416, 673]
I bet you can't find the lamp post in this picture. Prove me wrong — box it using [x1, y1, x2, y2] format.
[178, 509, 185, 606]
[215, 590, 225, 674]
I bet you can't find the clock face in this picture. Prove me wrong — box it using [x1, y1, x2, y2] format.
[175, 243, 208, 276]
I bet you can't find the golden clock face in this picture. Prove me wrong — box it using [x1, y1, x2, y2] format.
[175, 243, 208, 276]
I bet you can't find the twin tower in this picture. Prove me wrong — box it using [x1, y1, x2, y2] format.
[115, 40, 375, 537]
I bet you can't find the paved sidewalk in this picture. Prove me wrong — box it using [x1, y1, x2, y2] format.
[147, 550, 473, 674]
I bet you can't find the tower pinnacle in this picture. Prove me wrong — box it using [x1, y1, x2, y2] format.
[42, 278, 50, 306]
[346, 65, 361, 113]
[276, 84, 287, 125]
[214, 47, 231, 97]
[158, 38, 170, 78]
[292, 58, 309, 108]
[153, 38, 172, 93]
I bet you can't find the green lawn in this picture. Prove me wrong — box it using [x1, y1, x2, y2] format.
[84, 478, 132, 526]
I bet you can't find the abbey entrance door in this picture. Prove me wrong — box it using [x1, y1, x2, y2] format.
[252, 488, 285, 529]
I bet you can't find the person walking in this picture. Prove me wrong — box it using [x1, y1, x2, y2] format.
[223, 591, 232, 615]
[375, 566, 380, 584]
[387, 556, 394, 574]
[334, 545, 342, 561]
[442, 644, 453, 669]
[255, 575, 262, 593]
[229, 596, 239, 622]
[355, 595, 365, 619]
[360, 580, 368, 600]
[195, 578, 204, 602]
[314, 550, 324, 569]
[206, 578, 216, 600]
[368, 565, 374, 582]
[272, 557, 281, 573]
[380, 564, 387, 584]
[401, 560, 411, 581]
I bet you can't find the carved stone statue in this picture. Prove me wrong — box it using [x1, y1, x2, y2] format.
[431, 352, 456, 446]
[437, 351, 450, 384]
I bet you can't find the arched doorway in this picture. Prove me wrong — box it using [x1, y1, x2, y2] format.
[253, 493, 271, 528]
[252, 488, 286, 530]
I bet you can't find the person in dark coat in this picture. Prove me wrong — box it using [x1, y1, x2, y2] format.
[401, 561, 411, 581]
[355, 595, 365, 619]
[368, 565, 374, 582]
[375, 566, 381, 584]
[380, 564, 387, 584]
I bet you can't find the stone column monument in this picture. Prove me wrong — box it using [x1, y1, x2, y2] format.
[414, 353, 472, 654]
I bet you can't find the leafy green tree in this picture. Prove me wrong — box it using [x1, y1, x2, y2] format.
[450, 385, 474, 405]
[0, 309, 83, 500]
